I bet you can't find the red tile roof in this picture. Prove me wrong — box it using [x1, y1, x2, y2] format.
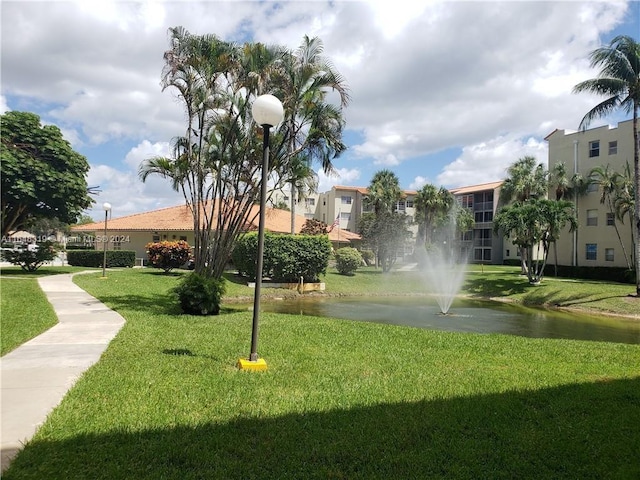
[72, 202, 361, 242]
[449, 181, 503, 195]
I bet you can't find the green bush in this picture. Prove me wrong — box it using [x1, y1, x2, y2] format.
[232, 233, 331, 282]
[1, 241, 58, 272]
[67, 250, 135, 268]
[334, 247, 363, 276]
[172, 272, 226, 315]
[146, 240, 191, 273]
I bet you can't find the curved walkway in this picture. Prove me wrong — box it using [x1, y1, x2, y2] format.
[1, 273, 125, 472]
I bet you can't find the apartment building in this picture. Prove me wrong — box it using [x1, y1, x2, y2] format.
[450, 181, 506, 264]
[545, 119, 635, 268]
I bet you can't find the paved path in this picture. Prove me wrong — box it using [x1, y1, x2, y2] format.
[1, 273, 125, 472]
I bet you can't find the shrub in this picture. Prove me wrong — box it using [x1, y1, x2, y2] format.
[67, 250, 135, 268]
[1, 241, 58, 272]
[146, 240, 191, 273]
[300, 218, 328, 235]
[334, 247, 363, 275]
[172, 272, 226, 315]
[232, 233, 331, 282]
[360, 249, 375, 266]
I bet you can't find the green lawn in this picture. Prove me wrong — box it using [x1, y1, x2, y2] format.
[2, 267, 639, 479]
[0, 267, 97, 355]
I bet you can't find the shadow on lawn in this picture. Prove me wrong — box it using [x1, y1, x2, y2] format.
[4, 378, 639, 479]
[463, 273, 531, 298]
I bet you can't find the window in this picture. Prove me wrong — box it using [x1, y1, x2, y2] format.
[461, 194, 473, 209]
[484, 211, 493, 222]
[340, 212, 351, 221]
[586, 209, 598, 226]
[113, 242, 122, 251]
[587, 182, 599, 193]
[606, 213, 615, 226]
[396, 200, 406, 211]
[506, 249, 510, 257]
[305, 198, 315, 207]
[608, 141, 617, 155]
[605, 248, 614, 262]
[406, 200, 414, 208]
[586, 243, 597, 261]
[589, 140, 600, 157]
[341, 196, 352, 205]
[475, 211, 483, 222]
[283, 196, 289, 202]
[152, 235, 160, 242]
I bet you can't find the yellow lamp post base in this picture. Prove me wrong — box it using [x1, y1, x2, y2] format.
[237, 358, 268, 371]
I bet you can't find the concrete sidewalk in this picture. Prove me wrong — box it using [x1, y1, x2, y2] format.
[1, 273, 125, 472]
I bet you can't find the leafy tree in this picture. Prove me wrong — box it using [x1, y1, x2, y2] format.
[573, 35, 640, 296]
[1, 111, 93, 237]
[359, 211, 412, 272]
[494, 198, 577, 284]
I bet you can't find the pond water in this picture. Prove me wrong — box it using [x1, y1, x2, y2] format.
[251, 297, 640, 345]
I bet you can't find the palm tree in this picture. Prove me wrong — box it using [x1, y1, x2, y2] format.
[364, 170, 402, 215]
[573, 35, 640, 296]
[499, 156, 549, 272]
[414, 184, 453, 246]
[275, 36, 350, 233]
[589, 164, 632, 269]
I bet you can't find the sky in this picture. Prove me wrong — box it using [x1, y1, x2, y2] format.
[2, 0, 639, 220]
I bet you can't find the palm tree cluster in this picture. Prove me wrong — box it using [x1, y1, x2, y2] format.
[573, 34, 639, 296]
[139, 27, 349, 279]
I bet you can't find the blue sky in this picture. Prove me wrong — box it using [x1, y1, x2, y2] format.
[2, 0, 638, 220]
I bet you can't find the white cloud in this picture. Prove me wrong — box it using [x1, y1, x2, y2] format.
[124, 140, 172, 170]
[317, 167, 361, 192]
[409, 176, 430, 190]
[1, 0, 633, 203]
[437, 136, 549, 188]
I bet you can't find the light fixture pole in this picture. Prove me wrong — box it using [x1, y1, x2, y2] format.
[102, 202, 111, 278]
[238, 94, 284, 371]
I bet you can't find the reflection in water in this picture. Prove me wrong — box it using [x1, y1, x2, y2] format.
[254, 297, 640, 345]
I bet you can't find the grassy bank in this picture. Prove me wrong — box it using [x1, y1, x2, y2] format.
[2, 267, 639, 479]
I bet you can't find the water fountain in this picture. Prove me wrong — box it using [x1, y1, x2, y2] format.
[420, 244, 467, 315]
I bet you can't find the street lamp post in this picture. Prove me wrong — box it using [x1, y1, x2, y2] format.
[102, 202, 111, 278]
[238, 94, 284, 371]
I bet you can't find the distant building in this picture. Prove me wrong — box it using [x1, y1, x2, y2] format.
[545, 119, 634, 268]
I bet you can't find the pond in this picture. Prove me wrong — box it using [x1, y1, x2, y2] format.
[250, 297, 640, 345]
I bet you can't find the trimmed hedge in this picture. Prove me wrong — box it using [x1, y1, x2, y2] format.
[542, 264, 636, 284]
[334, 247, 363, 276]
[67, 250, 135, 268]
[232, 233, 332, 282]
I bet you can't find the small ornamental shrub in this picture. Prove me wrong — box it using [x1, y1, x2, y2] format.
[67, 250, 135, 268]
[172, 272, 226, 315]
[1, 241, 58, 272]
[146, 240, 191, 273]
[334, 247, 363, 276]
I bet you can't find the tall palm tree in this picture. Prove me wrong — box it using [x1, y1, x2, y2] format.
[364, 169, 402, 215]
[414, 184, 453, 246]
[589, 164, 632, 269]
[499, 156, 549, 272]
[573, 35, 640, 296]
[275, 36, 350, 233]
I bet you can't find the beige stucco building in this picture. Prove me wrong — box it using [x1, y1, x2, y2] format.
[545, 119, 635, 269]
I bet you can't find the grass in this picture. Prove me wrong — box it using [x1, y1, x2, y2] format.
[0, 267, 97, 355]
[2, 266, 640, 479]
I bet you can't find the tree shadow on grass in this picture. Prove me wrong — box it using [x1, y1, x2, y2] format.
[4, 378, 639, 479]
[463, 274, 531, 298]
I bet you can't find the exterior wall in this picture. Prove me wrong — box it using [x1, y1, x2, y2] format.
[546, 120, 634, 268]
[69, 230, 195, 265]
[269, 189, 321, 226]
[454, 186, 505, 265]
